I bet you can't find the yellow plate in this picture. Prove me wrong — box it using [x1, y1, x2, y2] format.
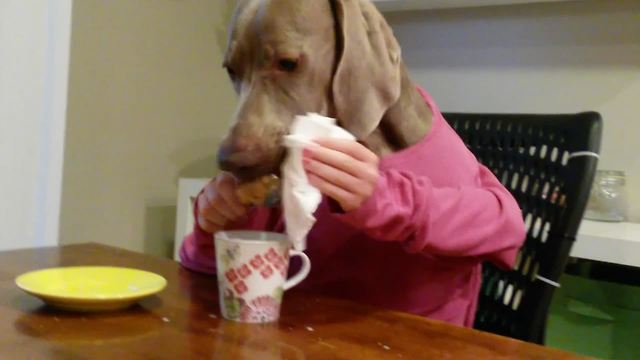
[15, 266, 167, 312]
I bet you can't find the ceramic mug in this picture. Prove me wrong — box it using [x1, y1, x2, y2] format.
[215, 231, 311, 323]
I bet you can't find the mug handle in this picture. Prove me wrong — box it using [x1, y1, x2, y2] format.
[283, 250, 311, 291]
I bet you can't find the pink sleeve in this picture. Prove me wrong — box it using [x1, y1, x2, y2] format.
[179, 192, 284, 274]
[334, 166, 526, 268]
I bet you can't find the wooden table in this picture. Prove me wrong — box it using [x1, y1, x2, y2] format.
[0, 244, 582, 359]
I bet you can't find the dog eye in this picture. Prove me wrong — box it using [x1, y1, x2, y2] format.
[224, 64, 238, 79]
[277, 59, 298, 72]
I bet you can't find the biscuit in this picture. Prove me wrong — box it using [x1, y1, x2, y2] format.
[236, 175, 280, 207]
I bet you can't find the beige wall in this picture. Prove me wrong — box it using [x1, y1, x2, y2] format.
[60, 0, 236, 256]
[385, 0, 640, 221]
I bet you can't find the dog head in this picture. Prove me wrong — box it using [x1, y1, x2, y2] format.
[218, 0, 402, 181]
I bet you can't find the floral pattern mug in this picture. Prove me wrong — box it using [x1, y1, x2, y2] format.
[215, 231, 311, 323]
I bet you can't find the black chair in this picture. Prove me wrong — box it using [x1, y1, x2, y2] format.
[443, 112, 602, 344]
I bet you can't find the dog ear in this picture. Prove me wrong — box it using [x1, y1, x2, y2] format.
[330, 0, 402, 139]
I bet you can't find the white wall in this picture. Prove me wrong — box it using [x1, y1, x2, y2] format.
[385, 0, 640, 221]
[0, 0, 73, 250]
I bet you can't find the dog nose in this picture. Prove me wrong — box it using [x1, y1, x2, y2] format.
[217, 140, 263, 176]
[217, 144, 234, 165]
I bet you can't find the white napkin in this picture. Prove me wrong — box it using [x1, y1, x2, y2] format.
[282, 113, 356, 250]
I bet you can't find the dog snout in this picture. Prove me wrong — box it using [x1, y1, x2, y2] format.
[217, 139, 252, 168]
[217, 137, 282, 181]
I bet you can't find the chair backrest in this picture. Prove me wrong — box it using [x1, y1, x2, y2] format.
[443, 112, 602, 343]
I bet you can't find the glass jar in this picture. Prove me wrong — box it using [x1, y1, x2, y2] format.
[584, 170, 628, 222]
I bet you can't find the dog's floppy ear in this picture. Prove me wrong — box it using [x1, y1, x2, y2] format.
[330, 0, 402, 139]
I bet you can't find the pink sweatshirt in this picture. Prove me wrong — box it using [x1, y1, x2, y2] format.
[180, 89, 526, 327]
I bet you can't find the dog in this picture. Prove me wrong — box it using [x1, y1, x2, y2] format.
[218, 0, 433, 181]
